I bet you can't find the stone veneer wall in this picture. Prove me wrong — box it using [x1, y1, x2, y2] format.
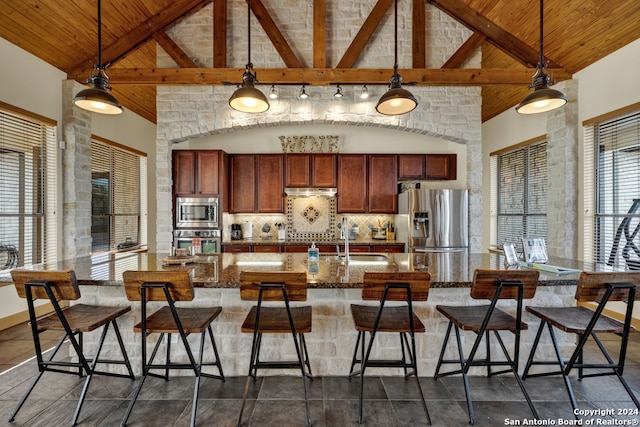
[545, 80, 579, 259]
[154, 2, 483, 253]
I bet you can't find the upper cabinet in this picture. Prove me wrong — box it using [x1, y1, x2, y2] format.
[337, 155, 368, 213]
[398, 154, 457, 180]
[285, 153, 337, 188]
[368, 155, 398, 213]
[229, 154, 284, 213]
[172, 150, 224, 197]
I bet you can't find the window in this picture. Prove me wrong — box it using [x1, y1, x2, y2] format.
[587, 109, 640, 269]
[0, 103, 57, 269]
[491, 139, 548, 252]
[91, 138, 147, 253]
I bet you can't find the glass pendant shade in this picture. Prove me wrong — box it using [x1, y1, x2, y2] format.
[73, 73, 123, 115]
[376, 74, 417, 115]
[229, 70, 269, 113]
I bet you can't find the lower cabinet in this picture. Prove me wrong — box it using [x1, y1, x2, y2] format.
[222, 245, 252, 253]
[254, 245, 281, 253]
[223, 243, 404, 253]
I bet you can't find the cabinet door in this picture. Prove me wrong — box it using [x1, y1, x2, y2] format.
[222, 245, 253, 253]
[368, 155, 398, 213]
[398, 155, 425, 180]
[284, 245, 308, 253]
[311, 154, 337, 187]
[372, 244, 404, 253]
[256, 154, 284, 213]
[172, 151, 196, 195]
[337, 155, 367, 213]
[196, 151, 220, 195]
[254, 245, 282, 253]
[285, 154, 310, 187]
[425, 154, 457, 180]
[229, 154, 256, 213]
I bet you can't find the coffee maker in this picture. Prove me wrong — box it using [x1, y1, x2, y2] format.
[231, 224, 243, 240]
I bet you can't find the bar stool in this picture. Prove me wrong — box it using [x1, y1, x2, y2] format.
[433, 269, 540, 424]
[121, 270, 224, 427]
[237, 271, 312, 427]
[9, 269, 134, 426]
[523, 271, 640, 418]
[348, 271, 432, 425]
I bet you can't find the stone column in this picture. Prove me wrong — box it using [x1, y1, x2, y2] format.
[61, 79, 93, 260]
[546, 79, 579, 258]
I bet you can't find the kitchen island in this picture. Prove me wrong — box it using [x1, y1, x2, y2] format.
[0, 251, 601, 376]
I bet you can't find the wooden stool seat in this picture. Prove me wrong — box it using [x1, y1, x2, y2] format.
[526, 305, 628, 334]
[434, 269, 540, 425]
[241, 305, 312, 334]
[133, 306, 222, 334]
[349, 271, 432, 425]
[8, 269, 134, 426]
[436, 305, 529, 332]
[523, 271, 640, 420]
[351, 304, 426, 333]
[37, 304, 131, 333]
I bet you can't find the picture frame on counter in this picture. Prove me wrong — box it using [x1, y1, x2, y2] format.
[521, 237, 549, 264]
[503, 243, 519, 267]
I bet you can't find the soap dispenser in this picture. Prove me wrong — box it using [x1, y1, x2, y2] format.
[307, 242, 319, 273]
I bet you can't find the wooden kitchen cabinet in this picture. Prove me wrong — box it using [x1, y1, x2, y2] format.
[172, 150, 222, 196]
[337, 154, 367, 213]
[285, 153, 337, 188]
[284, 245, 308, 253]
[398, 154, 457, 180]
[229, 154, 256, 213]
[256, 154, 284, 213]
[254, 245, 282, 253]
[229, 154, 284, 213]
[372, 244, 404, 253]
[425, 154, 457, 180]
[222, 245, 252, 253]
[368, 155, 397, 213]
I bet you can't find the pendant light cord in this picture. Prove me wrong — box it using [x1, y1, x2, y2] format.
[538, 0, 544, 67]
[247, 0, 252, 69]
[97, 0, 102, 69]
[393, 0, 398, 73]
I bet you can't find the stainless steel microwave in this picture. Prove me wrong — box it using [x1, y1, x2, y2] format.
[175, 197, 219, 229]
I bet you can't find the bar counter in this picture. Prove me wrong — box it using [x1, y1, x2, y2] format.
[0, 252, 605, 377]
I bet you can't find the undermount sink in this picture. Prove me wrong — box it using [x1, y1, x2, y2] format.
[336, 254, 391, 264]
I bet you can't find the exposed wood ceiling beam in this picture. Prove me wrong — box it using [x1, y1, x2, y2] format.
[249, 0, 303, 68]
[313, 0, 327, 68]
[443, 31, 486, 68]
[91, 67, 571, 86]
[337, 0, 394, 68]
[153, 31, 197, 68]
[412, 0, 426, 68]
[69, 0, 212, 74]
[426, 0, 562, 69]
[213, 0, 227, 68]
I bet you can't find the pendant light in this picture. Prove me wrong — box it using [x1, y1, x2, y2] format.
[376, 0, 417, 116]
[516, 0, 567, 114]
[229, 0, 269, 113]
[72, 0, 123, 115]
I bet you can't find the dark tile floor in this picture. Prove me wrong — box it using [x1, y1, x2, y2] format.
[1, 321, 640, 426]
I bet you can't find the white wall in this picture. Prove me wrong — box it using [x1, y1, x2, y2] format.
[0, 38, 157, 321]
[481, 38, 640, 256]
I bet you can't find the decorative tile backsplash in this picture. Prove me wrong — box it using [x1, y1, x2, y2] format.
[225, 198, 394, 242]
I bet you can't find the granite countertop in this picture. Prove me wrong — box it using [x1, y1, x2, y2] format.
[222, 238, 404, 246]
[0, 251, 599, 289]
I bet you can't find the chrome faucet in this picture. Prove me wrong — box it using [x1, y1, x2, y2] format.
[342, 216, 349, 263]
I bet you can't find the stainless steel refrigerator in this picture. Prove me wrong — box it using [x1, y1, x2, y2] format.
[395, 188, 468, 252]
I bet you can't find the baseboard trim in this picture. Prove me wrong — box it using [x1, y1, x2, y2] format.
[0, 303, 56, 331]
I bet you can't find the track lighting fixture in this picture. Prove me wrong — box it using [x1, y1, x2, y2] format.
[360, 85, 369, 99]
[299, 85, 309, 99]
[268, 85, 278, 100]
[334, 85, 343, 98]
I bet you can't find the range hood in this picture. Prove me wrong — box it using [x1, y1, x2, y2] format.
[285, 187, 337, 197]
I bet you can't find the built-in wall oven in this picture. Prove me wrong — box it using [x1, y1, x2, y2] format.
[175, 197, 219, 229]
[173, 229, 221, 254]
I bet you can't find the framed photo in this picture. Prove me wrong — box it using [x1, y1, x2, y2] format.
[521, 237, 548, 263]
[503, 243, 519, 266]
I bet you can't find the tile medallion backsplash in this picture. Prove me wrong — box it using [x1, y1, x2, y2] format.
[287, 197, 336, 241]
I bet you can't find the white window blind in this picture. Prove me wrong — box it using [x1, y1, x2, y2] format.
[494, 141, 548, 252]
[592, 110, 640, 269]
[0, 105, 57, 269]
[91, 139, 146, 253]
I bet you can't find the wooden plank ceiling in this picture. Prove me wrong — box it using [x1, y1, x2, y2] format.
[1, 0, 639, 123]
